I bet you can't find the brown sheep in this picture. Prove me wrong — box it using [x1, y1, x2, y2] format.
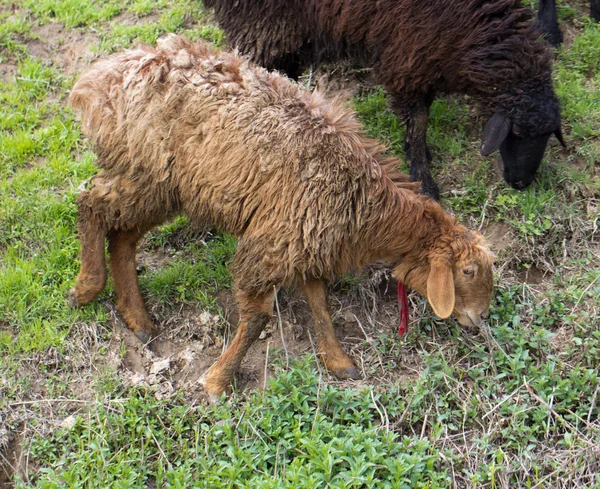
[69, 36, 495, 398]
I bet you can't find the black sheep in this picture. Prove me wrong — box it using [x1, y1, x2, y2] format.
[537, 0, 599, 47]
[205, 0, 565, 199]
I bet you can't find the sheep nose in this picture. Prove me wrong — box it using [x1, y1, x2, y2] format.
[510, 180, 527, 190]
[480, 311, 488, 321]
[466, 311, 482, 327]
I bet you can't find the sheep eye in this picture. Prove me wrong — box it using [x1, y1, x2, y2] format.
[462, 267, 475, 276]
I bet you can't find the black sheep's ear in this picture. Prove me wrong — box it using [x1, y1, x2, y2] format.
[481, 112, 511, 156]
[554, 126, 567, 148]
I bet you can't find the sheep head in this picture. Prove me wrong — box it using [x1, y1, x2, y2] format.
[393, 231, 495, 328]
[481, 78, 564, 190]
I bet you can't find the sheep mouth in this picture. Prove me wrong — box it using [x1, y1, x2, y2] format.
[455, 312, 482, 329]
[499, 132, 551, 190]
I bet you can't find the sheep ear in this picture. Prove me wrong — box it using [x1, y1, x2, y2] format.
[481, 112, 511, 156]
[427, 261, 455, 319]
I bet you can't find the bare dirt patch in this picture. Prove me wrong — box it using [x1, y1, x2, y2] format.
[84, 274, 423, 405]
[515, 264, 547, 285]
[0, 429, 23, 489]
[0, 4, 16, 15]
[1, 322, 118, 481]
[110, 10, 160, 27]
[483, 221, 513, 255]
[26, 22, 100, 76]
[0, 61, 18, 83]
[562, 22, 582, 50]
[136, 249, 177, 274]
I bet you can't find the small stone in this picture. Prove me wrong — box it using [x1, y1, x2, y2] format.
[150, 358, 170, 375]
[61, 415, 77, 429]
[199, 311, 213, 325]
[129, 372, 147, 386]
[177, 348, 195, 363]
[343, 311, 356, 323]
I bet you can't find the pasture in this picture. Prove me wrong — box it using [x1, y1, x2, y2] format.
[0, 0, 599, 487]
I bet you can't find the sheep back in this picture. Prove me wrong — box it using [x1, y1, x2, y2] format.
[207, 0, 553, 99]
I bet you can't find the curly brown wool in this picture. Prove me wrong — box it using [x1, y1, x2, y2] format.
[69, 36, 494, 398]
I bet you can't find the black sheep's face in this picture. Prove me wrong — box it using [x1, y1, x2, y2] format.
[481, 111, 565, 190]
[499, 131, 552, 190]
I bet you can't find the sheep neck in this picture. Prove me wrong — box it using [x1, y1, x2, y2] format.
[359, 183, 452, 285]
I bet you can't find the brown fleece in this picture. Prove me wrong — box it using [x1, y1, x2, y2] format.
[70, 36, 494, 396]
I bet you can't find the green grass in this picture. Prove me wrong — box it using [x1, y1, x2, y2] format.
[0, 0, 225, 353]
[142, 233, 236, 307]
[19, 359, 449, 488]
[0, 0, 599, 487]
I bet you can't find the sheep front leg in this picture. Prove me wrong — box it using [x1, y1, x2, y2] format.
[301, 279, 361, 380]
[394, 93, 439, 200]
[202, 290, 274, 399]
[69, 191, 107, 308]
[536, 0, 563, 46]
[108, 227, 155, 343]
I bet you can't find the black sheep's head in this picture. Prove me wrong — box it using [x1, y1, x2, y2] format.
[481, 82, 565, 190]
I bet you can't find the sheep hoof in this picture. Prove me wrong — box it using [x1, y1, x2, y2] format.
[134, 329, 153, 345]
[206, 392, 222, 405]
[332, 367, 362, 381]
[67, 288, 80, 308]
[199, 373, 226, 404]
[67, 283, 103, 308]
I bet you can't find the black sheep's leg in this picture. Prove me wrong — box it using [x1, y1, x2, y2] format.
[403, 138, 432, 163]
[271, 53, 306, 81]
[536, 0, 563, 46]
[394, 93, 439, 200]
[592, 0, 600, 22]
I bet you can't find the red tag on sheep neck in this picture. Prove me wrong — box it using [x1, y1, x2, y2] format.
[398, 282, 409, 337]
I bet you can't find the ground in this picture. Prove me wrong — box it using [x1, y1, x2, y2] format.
[0, 0, 599, 488]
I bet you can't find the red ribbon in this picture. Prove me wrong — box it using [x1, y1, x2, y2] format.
[398, 282, 409, 337]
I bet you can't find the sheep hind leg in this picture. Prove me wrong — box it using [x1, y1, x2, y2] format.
[536, 0, 563, 47]
[69, 192, 108, 308]
[592, 0, 600, 22]
[107, 226, 155, 344]
[301, 279, 361, 381]
[394, 92, 439, 200]
[202, 290, 274, 400]
[271, 52, 306, 81]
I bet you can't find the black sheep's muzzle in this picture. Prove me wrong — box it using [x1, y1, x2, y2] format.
[499, 132, 552, 190]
